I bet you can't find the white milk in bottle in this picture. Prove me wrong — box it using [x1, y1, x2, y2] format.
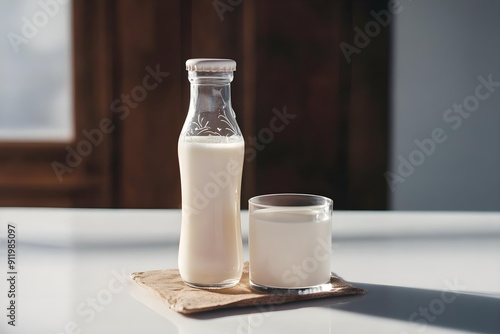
[178, 59, 244, 289]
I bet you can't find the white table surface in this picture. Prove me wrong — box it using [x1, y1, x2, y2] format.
[0, 208, 499, 334]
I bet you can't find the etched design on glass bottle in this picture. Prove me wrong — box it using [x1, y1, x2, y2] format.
[185, 87, 238, 137]
[191, 114, 215, 136]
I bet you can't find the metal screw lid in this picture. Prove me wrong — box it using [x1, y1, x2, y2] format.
[186, 58, 236, 72]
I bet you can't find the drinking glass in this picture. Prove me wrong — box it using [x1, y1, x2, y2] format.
[248, 194, 333, 294]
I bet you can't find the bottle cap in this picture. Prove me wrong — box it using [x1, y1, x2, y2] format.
[186, 58, 236, 72]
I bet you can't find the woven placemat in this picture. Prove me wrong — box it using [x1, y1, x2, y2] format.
[131, 262, 365, 314]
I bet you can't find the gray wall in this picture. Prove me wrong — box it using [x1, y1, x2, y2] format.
[390, 0, 500, 210]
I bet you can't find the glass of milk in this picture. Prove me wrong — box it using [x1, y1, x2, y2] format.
[249, 194, 333, 294]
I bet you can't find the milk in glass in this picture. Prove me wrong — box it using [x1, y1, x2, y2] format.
[249, 207, 332, 288]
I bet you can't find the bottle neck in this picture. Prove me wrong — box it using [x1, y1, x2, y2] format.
[181, 70, 241, 139]
[188, 71, 233, 113]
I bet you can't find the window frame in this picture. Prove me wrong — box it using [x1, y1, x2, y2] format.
[0, 0, 112, 207]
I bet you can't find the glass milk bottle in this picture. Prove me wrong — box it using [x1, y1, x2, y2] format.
[178, 59, 244, 289]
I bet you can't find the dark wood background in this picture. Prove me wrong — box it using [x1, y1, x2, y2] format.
[0, 0, 389, 210]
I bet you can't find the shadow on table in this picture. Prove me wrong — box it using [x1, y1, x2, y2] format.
[190, 282, 500, 333]
[130, 280, 500, 333]
[328, 282, 500, 334]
